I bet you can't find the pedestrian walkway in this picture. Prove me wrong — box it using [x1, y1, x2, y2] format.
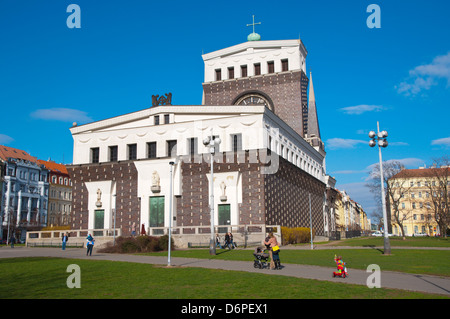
[1, 246, 449, 296]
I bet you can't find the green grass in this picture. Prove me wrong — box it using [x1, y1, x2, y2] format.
[142, 247, 450, 277]
[0, 257, 447, 299]
[321, 236, 450, 248]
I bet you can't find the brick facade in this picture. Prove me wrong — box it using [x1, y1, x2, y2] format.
[67, 161, 140, 236]
[202, 70, 309, 137]
[265, 156, 325, 234]
[68, 150, 325, 237]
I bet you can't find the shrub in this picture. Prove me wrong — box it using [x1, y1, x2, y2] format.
[281, 227, 315, 245]
[99, 235, 175, 254]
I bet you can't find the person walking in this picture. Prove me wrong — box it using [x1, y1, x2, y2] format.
[264, 232, 279, 270]
[62, 233, 69, 250]
[86, 234, 95, 256]
[229, 232, 236, 249]
[224, 232, 231, 249]
[215, 233, 222, 249]
[131, 222, 137, 236]
[10, 235, 15, 248]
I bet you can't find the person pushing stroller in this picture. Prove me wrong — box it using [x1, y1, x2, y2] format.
[264, 232, 281, 270]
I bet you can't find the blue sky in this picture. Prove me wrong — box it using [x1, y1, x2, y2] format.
[1, 0, 449, 219]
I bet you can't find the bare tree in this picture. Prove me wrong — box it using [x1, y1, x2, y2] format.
[425, 156, 449, 237]
[367, 160, 409, 236]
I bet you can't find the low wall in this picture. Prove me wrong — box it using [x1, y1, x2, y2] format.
[147, 224, 281, 249]
[26, 229, 121, 249]
[26, 225, 281, 249]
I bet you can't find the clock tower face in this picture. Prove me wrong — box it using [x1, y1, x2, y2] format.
[235, 94, 273, 110]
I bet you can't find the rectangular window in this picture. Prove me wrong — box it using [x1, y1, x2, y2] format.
[91, 147, 99, 163]
[254, 63, 261, 76]
[231, 134, 242, 152]
[154, 115, 160, 125]
[109, 145, 118, 162]
[147, 142, 157, 159]
[281, 59, 289, 72]
[164, 114, 170, 124]
[167, 140, 177, 157]
[128, 144, 137, 160]
[241, 65, 247, 77]
[215, 69, 222, 81]
[267, 61, 274, 73]
[188, 138, 197, 155]
[228, 67, 234, 79]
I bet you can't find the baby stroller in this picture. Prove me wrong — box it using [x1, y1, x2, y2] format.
[332, 255, 348, 278]
[253, 246, 270, 269]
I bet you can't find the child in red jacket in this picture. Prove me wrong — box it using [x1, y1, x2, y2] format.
[333, 255, 348, 278]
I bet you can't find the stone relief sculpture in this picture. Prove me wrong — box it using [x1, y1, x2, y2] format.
[96, 188, 102, 207]
[151, 171, 161, 193]
[220, 181, 227, 202]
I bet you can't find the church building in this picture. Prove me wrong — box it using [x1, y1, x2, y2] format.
[67, 27, 330, 244]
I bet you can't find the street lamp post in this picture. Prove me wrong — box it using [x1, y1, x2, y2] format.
[168, 161, 175, 266]
[369, 121, 391, 255]
[203, 129, 221, 255]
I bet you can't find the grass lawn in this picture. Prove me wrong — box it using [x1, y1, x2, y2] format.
[141, 246, 450, 277]
[320, 236, 450, 248]
[0, 257, 447, 299]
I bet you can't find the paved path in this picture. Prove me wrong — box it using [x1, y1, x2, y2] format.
[1, 246, 449, 296]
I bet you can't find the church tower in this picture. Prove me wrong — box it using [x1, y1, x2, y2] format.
[305, 72, 324, 153]
[201, 22, 310, 137]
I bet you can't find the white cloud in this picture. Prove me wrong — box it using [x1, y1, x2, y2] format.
[326, 138, 367, 150]
[0, 134, 14, 144]
[30, 108, 93, 123]
[397, 52, 450, 96]
[431, 137, 450, 147]
[339, 104, 384, 115]
[389, 142, 409, 146]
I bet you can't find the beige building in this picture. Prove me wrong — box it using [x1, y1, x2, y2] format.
[388, 167, 448, 236]
[333, 190, 370, 238]
[38, 160, 72, 226]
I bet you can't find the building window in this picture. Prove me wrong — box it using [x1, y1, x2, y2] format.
[167, 140, 177, 157]
[231, 134, 242, 152]
[267, 61, 274, 73]
[228, 67, 234, 79]
[128, 144, 137, 160]
[91, 147, 99, 163]
[164, 114, 170, 124]
[241, 65, 247, 77]
[215, 69, 222, 81]
[154, 115, 160, 125]
[109, 145, 118, 162]
[188, 138, 197, 155]
[147, 142, 157, 159]
[254, 63, 261, 76]
[281, 59, 289, 72]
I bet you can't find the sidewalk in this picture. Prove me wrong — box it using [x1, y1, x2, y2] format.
[1, 246, 449, 296]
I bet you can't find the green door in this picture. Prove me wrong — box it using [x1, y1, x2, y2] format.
[218, 204, 230, 233]
[94, 210, 104, 236]
[150, 196, 165, 234]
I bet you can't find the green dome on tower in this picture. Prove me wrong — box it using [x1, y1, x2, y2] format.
[246, 15, 261, 42]
[247, 32, 261, 41]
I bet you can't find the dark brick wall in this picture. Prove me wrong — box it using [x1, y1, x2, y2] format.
[68, 151, 325, 237]
[264, 156, 325, 235]
[177, 152, 265, 229]
[202, 70, 309, 137]
[67, 161, 140, 236]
